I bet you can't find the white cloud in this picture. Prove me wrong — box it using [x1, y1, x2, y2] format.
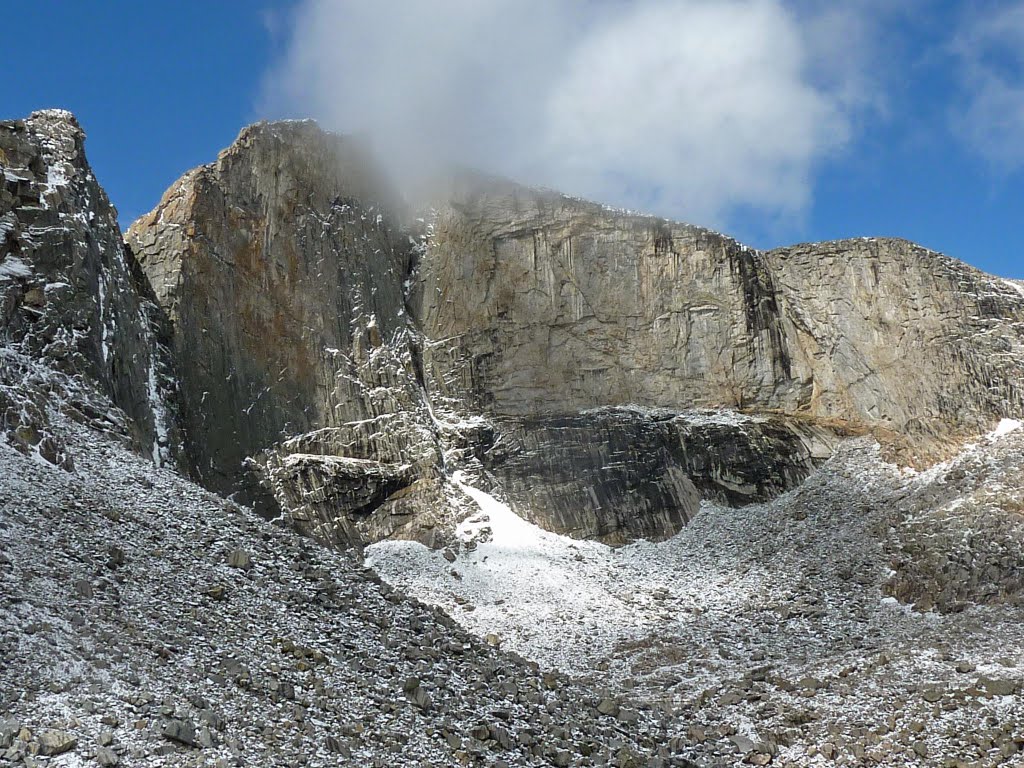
[261, 0, 874, 229]
[952, 2, 1024, 169]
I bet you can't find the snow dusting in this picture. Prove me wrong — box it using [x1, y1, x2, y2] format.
[0, 256, 34, 281]
[369, 439, 1024, 765]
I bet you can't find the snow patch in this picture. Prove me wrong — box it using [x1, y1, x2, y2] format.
[145, 348, 171, 467]
[0, 256, 34, 281]
[1002, 279, 1024, 298]
[41, 162, 70, 209]
[991, 418, 1022, 440]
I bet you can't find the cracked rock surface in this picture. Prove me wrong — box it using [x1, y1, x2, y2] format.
[127, 123, 1024, 548]
[0, 110, 178, 469]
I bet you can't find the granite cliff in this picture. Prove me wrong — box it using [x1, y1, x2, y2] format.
[125, 121, 441, 524]
[416, 181, 1024, 443]
[0, 111, 177, 470]
[5, 109, 1024, 768]
[121, 120, 1024, 549]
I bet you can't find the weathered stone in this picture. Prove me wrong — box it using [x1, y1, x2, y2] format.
[73, 579, 93, 598]
[406, 684, 431, 711]
[978, 677, 1017, 696]
[37, 729, 76, 756]
[922, 686, 945, 703]
[125, 122, 427, 513]
[162, 720, 198, 747]
[596, 698, 621, 717]
[226, 549, 250, 569]
[95, 746, 118, 766]
[0, 111, 179, 468]
[0, 721, 17, 750]
[325, 735, 349, 755]
[484, 408, 836, 543]
[416, 181, 1024, 446]
[124, 121, 1024, 550]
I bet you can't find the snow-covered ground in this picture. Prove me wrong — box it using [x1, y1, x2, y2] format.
[0, 360, 683, 767]
[5, 359, 1024, 767]
[369, 435, 1024, 766]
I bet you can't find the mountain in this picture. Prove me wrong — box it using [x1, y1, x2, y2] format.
[1, 110, 178, 469]
[3, 110, 1024, 766]
[124, 121, 1024, 550]
[1, 110, 688, 768]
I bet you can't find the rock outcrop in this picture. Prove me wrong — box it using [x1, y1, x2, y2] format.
[414, 181, 801, 417]
[126, 121, 439, 511]
[0, 110, 177, 466]
[415, 181, 1024, 443]
[768, 237, 1024, 440]
[125, 121, 1024, 549]
[483, 408, 837, 544]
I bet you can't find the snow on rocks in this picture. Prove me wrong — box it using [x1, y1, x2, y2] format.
[1002, 278, 1024, 299]
[989, 418, 1022, 440]
[369, 440, 1024, 766]
[0, 366, 690, 767]
[0, 255, 33, 281]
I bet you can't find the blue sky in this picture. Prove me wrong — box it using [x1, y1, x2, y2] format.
[7, 1, 1024, 278]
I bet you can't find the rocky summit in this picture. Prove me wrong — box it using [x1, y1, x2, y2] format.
[124, 121, 1024, 549]
[3, 109, 1024, 767]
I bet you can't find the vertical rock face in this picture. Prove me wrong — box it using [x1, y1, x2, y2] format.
[125, 122, 1024, 549]
[768, 238, 1024, 439]
[0, 110, 177, 465]
[413, 181, 1024, 444]
[482, 408, 837, 544]
[126, 122, 436, 508]
[413, 180, 802, 416]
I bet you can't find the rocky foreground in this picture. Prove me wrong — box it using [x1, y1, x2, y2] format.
[0, 353, 691, 767]
[369, 427, 1024, 767]
[5, 358, 1020, 768]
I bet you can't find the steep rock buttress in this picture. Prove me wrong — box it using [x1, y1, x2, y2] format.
[126, 123, 1024, 548]
[0, 110, 178, 468]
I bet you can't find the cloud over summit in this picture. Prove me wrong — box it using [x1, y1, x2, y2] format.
[262, 0, 871, 230]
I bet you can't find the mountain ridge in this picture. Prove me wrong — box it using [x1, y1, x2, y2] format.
[120, 114, 1024, 547]
[4, 108, 1024, 767]
[6, 110, 1024, 553]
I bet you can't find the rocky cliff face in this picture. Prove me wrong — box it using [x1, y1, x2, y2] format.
[483, 408, 837, 544]
[127, 125, 847, 548]
[126, 121, 440, 512]
[0, 110, 177, 467]
[413, 181, 801, 417]
[768, 237, 1024, 441]
[415, 181, 1024, 444]
[125, 121, 1024, 550]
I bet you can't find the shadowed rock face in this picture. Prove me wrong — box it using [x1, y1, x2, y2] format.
[125, 122, 1024, 548]
[483, 409, 838, 544]
[0, 110, 178, 466]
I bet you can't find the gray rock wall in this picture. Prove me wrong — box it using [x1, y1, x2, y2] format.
[0, 110, 177, 466]
[413, 181, 803, 416]
[126, 122, 436, 507]
[484, 408, 837, 544]
[124, 121, 1024, 549]
[413, 181, 1024, 442]
[769, 237, 1024, 438]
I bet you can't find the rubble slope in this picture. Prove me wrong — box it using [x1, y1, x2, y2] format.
[0, 355, 692, 768]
